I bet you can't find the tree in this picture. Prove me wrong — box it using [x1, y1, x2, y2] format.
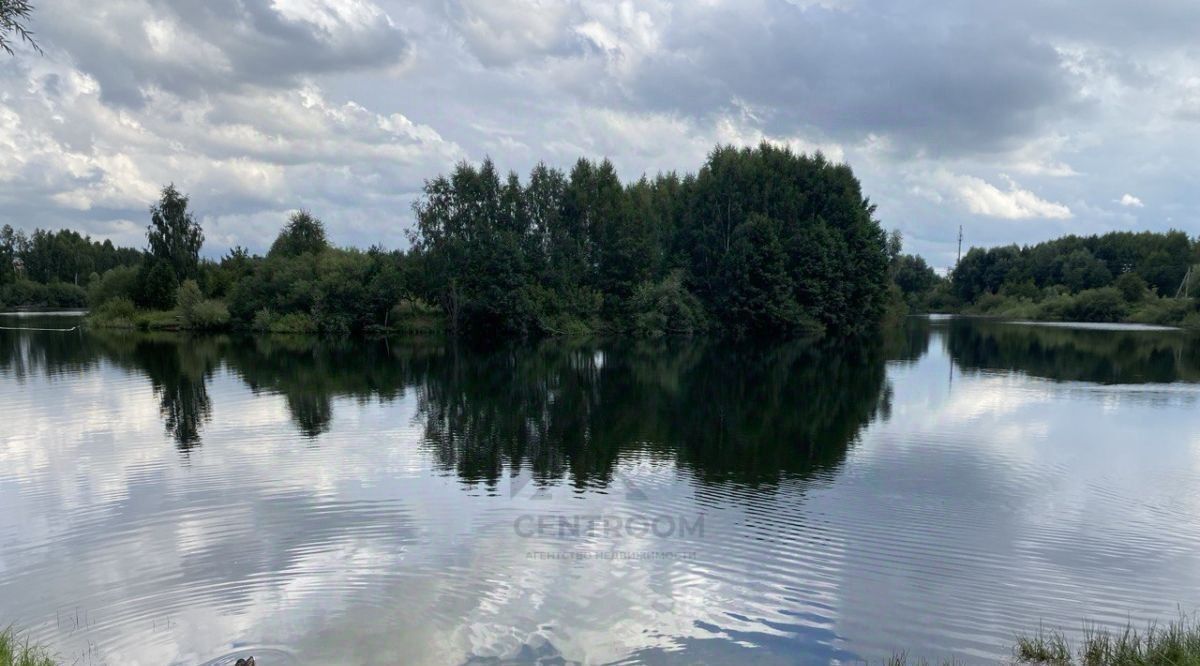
[0, 224, 20, 285]
[409, 144, 892, 337]
[269, 211, 329, 258]
[0, 0, 41, 55]
[893, 254, 940, 299]
[137, 258, 179, 309]
[1114, 271, 1148, 303]
[147, 184, 204, 282]
[1058, 248, 1112, 293]
[717, 214, 809, 335]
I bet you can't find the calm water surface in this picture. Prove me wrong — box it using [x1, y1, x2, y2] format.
[1, 315, 1199, 665]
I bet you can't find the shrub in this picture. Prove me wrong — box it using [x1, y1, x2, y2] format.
[89, 296, 137, 328]
[174, 279, 230, 330]
[44, 282, 88, 308]
[1063, 287, 1127, 323]
[1183, 311, 1200, 332]
[175, 279, 203, 315]
[270, 312, 318, 334]
[1129, 298, 1193, 326]
[971, 292, 1009, 314]
[88, 265, 140, 307]
[1114, 271, 1149, 303]
[629, 271, 709, 337]
[251, 308, 275, 331]
[1035, 293, 1073, 321]
[188, 300, 230, 330]
[925, 283, 962, 312]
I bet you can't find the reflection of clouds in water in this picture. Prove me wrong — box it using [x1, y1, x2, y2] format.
[827, 327, 1200, 661]
[3, 321, 1200, 664]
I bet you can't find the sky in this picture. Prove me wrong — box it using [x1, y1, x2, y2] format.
[1, 0, 1199, 271]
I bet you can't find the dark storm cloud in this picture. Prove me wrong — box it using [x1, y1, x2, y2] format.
[627, 1, 1077, 156]
[37, 0, 410, 106]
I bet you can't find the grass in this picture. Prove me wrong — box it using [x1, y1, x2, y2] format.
[0, 627, 56, 666]
[882, 614, 1200, 665]
[1014, 614, 1200, 665]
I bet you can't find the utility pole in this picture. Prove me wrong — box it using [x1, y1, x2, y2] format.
[956, 225, 963, 266]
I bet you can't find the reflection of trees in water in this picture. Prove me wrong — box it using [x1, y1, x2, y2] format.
[221, 335, 439, 438]
[0, 326, 220, 450]
[414, 337, 894, 487]
[945, 319, 1200, 384]
[0, 325, 101, 379]
[4, 324, 897, 481]
[128, 335, 220, 451]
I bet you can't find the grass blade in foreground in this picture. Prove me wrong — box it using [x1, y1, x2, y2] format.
[0, 627, 55, 666]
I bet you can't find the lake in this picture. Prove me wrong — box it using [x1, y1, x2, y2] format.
[1, 314, 1199, 665]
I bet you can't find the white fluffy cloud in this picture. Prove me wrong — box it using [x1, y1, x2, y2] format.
[0, 0, 1198, 263]
[933, 172, 1073, 220]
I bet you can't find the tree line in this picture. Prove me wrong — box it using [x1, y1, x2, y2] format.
[412, 143, 892, 336]
[4, 143, 899, 338]
[945, 231, 1200, 326]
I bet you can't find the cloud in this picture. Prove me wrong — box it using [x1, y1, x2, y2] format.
[37, 0, 411, 106]
[1118, 193, 1144, 208]
[0, 46, 460, 252]
[1, 0, 1199, 265]
[934, 172, 1073, 220]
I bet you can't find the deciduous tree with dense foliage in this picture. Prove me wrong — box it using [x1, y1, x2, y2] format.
[411, 143, 893, 338]
[147, 184, 204, 283]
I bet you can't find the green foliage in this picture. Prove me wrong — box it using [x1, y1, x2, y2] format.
[891, 251, 944, 312]
[1128, 298, 1193, 326]
[249, 308, 319, 334]
[176, 279, 203, 314]
[251, 308, 275, 331]
[230, 238, 410, 334]
[893, 254, 940, 296]
[1063, 287, 1128, 323]
[0, 0, 41, 56]
[269, 211, 329, 258]
[176, 279, 229, 330]
[136, 258, 179, 309]
[0, 626, 56, 666]
[1114, 271, 1149, 303]
[87, 265, 139, 307]
[0, 279, 86, 309]
[1183, 311, 1200, 332]
[147, 184, 203, 282]
[630, 270, 708, 337]
[717, 214, 815, 336]
[1001, 278, 1041, 301]
[1014, 614, 1200, 665]
[187, 300, 230, 330]
[1059, 248, 1112, 293]
[412, 143, 890, 338]
[1, 224, 140, 287]
[271, 312, 318, 334]
[87, 296, 138, 328]
[953, 230, 1196, 300]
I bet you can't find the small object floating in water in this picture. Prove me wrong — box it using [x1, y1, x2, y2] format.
[0, 325, 78, 332]
[235, 658, 255, 666]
